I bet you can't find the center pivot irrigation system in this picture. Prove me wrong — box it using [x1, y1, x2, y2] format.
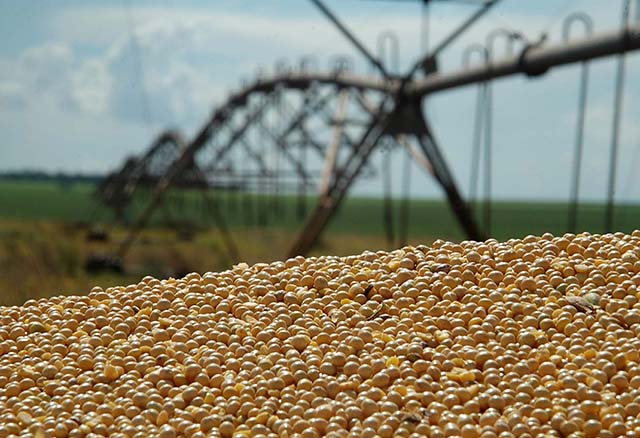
[96, 0, 640, 264]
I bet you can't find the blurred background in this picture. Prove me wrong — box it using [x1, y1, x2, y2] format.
[1, 0, 639, 305]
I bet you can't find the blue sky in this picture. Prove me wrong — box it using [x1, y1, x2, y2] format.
[1, 0, 639, 202]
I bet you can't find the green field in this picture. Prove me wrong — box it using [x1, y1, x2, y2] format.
[1, 179, 639, 305]
[1, 179, 639, 241]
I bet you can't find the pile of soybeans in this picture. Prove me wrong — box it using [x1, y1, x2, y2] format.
[2, 232, 640, 438]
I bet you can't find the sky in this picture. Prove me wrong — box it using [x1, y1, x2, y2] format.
[0, 0, 639, 202]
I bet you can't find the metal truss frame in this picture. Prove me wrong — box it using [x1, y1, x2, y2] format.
[101, 21, 640, 260]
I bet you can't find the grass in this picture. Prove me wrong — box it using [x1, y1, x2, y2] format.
[0, 180, 112, 222]
[2, 179, 640, 239]
[1, 179, 639, 306]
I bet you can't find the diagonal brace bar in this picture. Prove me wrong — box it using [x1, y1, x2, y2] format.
[201, 95, 275, 173]
[309, 0, 390, 79]
[319, 89, 350, 196]
[254, 118, 312, 184]
[407, 0, 500, 78]
[288, 106, 393, 257]
[411, 104, 484, 241]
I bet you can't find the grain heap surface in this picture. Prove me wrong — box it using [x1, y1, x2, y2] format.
[2, 232, 640, 438]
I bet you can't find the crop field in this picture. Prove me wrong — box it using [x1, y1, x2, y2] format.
[1, 179, 640, 305]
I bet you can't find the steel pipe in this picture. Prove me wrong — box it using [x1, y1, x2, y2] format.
[408, 25, 640, 96]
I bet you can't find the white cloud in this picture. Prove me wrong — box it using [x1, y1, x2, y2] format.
[1, 42, 76, 111]
[20, 43, 73, 91]
[0, 82, 26, 109]
[71, 59, 111, 115]
[1, 6, 425, 127]
[0, 2, 603, 126]
[0, 19, 227, 128]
